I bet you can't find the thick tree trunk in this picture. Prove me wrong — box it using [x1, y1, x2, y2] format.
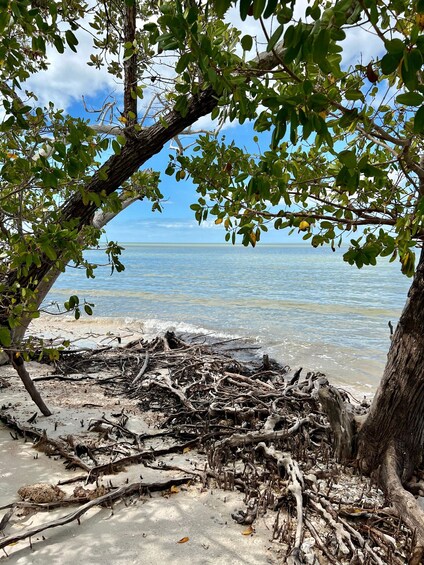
[357, 247, 424, 480]
[316, 248, 424, 555]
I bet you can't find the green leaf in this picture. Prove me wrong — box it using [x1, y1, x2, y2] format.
[112, 139, 121, 155]
[267, 24, 284, 52]
[213, 0, 231, 17]
[380, 52, 403, 75]
[241, 34, 253, 51]
[401, 49, 422, 90]
[396, 92, 424, 106]
[414, 105, 424, 133]
[175, 52, 192, 74]
[175, 95, 189, 117]
[159, 116, 169, 128]
[253, 0, 266, 19]
[263, 0, 277, 18]
[0, 327, 11, 347]
[65, 30, 79, 52]
[344, 90, 364, 101]
[69, 295, 79, 308]
[53, 35, 64, 54]
[385, 39, 405, 54]
[207, 67, 218, 85]
[313, 29, 330, 65]
[240, 0, 251, 20]
[338, 150, 357, 169]
[44, 246, 57, 261]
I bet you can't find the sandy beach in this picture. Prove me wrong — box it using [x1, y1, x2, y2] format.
[0, 357, 278, 565]
[0, 317, 405, 564]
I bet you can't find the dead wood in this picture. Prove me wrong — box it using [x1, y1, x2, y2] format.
[0, 477, 191, 551]
[318, 384, 357, 463]
[0, 330, 419, 563]
[0, 509, 13, 532]
[0, 414, 92, 472]
[257, 444, 304, 553]
[214, 417, 311, 449]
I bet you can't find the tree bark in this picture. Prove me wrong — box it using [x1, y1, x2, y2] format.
[357, 247, 424, 481]
[8, 351, 52, 416]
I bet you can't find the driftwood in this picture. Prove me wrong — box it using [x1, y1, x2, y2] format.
[0, 477, 191, 551]
[0, 414, 92, 472]
[0, 331, 416, 563]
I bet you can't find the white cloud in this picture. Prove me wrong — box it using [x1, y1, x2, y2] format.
[25, 27, 118, 111]
[341, 25, 384, 67]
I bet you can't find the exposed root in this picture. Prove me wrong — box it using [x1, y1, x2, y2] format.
[0, 331, 419, 563]
[381, 444, 424, 560]
[257, 444, 304, 555]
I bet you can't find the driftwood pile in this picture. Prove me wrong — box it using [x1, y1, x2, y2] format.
[0, 331, 417, 563]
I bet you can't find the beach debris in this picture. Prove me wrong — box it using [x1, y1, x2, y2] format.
[18, 484, 65, 504]
[0, 331, 415, 563]
[0, 478, 191, 552]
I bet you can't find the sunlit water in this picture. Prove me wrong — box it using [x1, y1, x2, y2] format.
[44, 243, 411, 394]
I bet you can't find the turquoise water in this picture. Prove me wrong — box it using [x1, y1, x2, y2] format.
[45, 243, 411, 391]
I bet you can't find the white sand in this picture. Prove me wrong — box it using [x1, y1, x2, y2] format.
[0, 361, 279, 565]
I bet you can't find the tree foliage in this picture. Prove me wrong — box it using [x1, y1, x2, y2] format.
[3, 0, 424, 546]
[175, 0, 424, 278]
[0, 0, 423, 348]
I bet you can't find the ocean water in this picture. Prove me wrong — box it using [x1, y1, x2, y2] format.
[44, 243, 411, 393]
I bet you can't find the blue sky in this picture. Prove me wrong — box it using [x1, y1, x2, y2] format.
[100, 124, 302, 245]
[24, 4, 383, 246]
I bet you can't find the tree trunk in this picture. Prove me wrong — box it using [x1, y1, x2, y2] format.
[316, 247, 424, 554]
[357, 247, 424, 481]
[8, 351, 52, 416]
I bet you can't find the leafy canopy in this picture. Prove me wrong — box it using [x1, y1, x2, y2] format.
[0, 0, 423, 350]
[171, 0, 424, 276]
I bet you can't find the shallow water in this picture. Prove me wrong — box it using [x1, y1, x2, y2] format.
[44, 243, 411, 392]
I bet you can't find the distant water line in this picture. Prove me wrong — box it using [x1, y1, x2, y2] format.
[45, 243, 411, 393]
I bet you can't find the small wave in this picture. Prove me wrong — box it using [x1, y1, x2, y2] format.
[31, 314, 244, 348]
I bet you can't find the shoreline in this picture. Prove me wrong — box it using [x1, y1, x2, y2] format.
[0, 325, 403, 564]
[28, 314, 379, 399]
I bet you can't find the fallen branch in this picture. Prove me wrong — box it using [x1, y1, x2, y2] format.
[0, 477, 191, 551]
[0, 414, 91, 472]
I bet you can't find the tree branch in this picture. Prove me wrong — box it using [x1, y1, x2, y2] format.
[123, 3, 137, 125]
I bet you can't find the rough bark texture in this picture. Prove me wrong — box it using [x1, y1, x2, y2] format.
[357, 247, 424, 481]
[0, 41, 300, 414]
[318, 385, 356, 463]
[380, 443, 424, 555]
[123, 3, 137, 125]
